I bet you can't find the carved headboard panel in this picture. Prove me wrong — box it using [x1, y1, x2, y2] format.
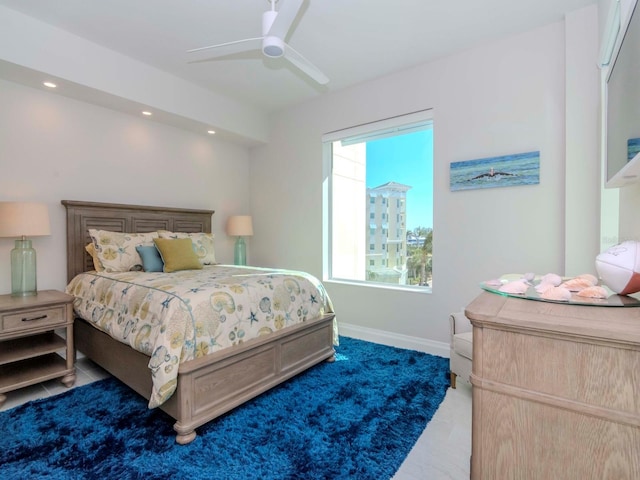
[62, 200, 214, 283]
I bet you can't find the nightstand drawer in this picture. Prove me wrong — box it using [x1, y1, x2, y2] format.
[1, 306, 67, 333]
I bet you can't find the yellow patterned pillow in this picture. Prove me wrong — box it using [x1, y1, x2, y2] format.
[158, 231, 217, 265]
[84, 243, 104, 272]
[89, 230, 158, 273]
[153, 237, 203, 273]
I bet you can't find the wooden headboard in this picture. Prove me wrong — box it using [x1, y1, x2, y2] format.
[62, 200, 215, 283]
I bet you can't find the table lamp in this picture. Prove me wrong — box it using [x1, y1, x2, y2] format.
[226, 215, 253, 266]
[0, 202, 51, 296]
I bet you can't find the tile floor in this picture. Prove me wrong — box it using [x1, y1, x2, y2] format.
[393, 382, 472, 479]
[1, 357, 473, 480]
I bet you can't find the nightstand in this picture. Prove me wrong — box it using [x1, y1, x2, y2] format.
[0, 290, 76, 407]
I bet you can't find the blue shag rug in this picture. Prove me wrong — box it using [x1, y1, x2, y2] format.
[0, 337, 449, 480]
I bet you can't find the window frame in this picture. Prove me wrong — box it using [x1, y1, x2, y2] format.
[322, 109, 434, 291]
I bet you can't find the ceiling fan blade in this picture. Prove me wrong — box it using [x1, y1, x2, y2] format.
[187, 37, 262, 62]
[284, 43, 329, 85]
[268, 0, 304, 39]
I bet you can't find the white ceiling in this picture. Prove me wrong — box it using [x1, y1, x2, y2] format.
[0, 0, 597, 116]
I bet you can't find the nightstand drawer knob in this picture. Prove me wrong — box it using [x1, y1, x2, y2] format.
[22, 314, 48, 322]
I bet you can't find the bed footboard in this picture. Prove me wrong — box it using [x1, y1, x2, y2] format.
[75, 313, 336, 444]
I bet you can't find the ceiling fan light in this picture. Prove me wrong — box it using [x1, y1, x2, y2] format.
[262, 36, 284, 58]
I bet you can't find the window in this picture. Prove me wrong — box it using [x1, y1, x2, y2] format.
[323, 110, 433, 288]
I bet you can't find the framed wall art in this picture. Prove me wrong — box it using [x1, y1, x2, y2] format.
[450, 150, 540, 192]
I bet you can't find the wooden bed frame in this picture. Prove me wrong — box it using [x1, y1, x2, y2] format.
[62, 200, 336, 444]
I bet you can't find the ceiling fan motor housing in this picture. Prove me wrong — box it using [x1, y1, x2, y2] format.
[262, 10, 284, 57]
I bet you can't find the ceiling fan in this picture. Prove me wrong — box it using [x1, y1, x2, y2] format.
[187, 0, 329, 85]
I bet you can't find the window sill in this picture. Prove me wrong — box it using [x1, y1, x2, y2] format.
[324, 278, 432, 294]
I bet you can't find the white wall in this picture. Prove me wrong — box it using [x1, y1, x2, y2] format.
[0, 6, 604, 349]
[0, 5, 268, 145]
[565, 6, 601, 275]
[619, 186, 640, 240]
[0, 78, 252, 293]
[250, 10, 600, 345]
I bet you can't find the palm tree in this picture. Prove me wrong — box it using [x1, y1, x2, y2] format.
[406, 227, 432, 285]
[420, 229, 433, 285]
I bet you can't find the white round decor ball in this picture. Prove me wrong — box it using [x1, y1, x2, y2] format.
[595, 240, 640, 295]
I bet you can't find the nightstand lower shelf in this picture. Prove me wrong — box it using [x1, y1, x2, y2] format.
[0, 353, 76, 393]
[0, 332, 67, 365]
[0, 290, 76, 408]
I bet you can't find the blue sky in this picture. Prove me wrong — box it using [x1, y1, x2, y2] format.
[366, 129, 433, 231]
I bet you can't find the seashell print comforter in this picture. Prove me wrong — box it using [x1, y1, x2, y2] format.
[66, 265, 335, 408]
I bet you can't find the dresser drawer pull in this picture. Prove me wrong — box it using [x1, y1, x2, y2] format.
[22, 314, 48, 322]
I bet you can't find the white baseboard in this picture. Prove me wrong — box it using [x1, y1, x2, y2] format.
[338, 322, 450, 358]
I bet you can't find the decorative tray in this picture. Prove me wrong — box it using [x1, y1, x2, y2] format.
[480, 273, 640, 307]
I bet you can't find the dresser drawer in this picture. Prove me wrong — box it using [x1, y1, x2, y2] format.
[1, 306, 67, 333]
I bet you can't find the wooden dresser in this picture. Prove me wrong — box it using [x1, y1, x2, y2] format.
[466, 291, 640, 480]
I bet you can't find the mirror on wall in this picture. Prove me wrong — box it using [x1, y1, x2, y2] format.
[605, 0, 640, 187]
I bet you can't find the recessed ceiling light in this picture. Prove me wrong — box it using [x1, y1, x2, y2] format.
[43, 82, 57, 88]
[142, 111, 152, 116]
[207, 130, 216, 135]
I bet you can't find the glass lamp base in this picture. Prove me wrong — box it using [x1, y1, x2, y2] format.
[11, 239, 37, 296]
[234, 237, 247, 266]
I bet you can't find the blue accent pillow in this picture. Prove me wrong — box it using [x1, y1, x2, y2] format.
[135, 245, 164, 272]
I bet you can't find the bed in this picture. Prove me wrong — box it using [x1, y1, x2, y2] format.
[62, 200, 336, 444]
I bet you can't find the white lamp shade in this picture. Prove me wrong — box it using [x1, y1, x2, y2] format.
[226, 215, 253, 237]
[0, 202, 51, 238]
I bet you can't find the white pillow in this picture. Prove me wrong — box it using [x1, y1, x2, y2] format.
[89, 229, 158, 272]
[158, 231, 217, 265]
